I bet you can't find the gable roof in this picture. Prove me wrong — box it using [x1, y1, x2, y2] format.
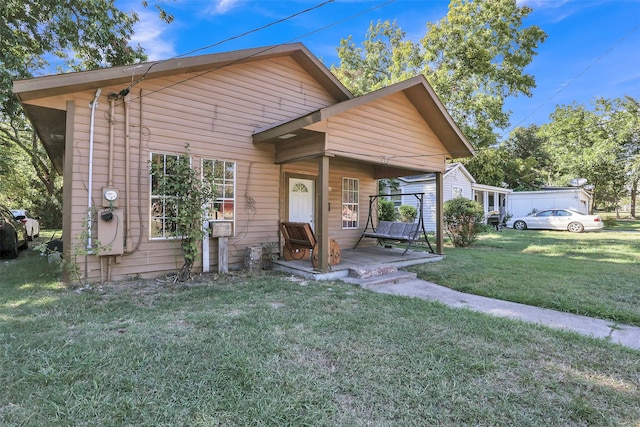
[399, 162, 473, 183]
[254, 75, 474, 161]
[13, 43, 352, 103]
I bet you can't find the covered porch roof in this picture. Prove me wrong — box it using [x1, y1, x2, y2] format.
[253, 75, 474, 178]
[255, 75, 474, 273]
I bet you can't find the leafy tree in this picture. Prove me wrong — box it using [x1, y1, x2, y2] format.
[460, 147, 509, 187]
[331, 0, 547, 148]
[615, 97, 640, 217]
[0, 0, 172, 219]
[332, 20, 422, 96]
[500, 125, 549, 190]
[540, 98, 638, 211]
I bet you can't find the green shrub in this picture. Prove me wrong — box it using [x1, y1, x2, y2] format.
[378, 198, 398, 221]
[443, 197, 484, 247]
[602, 217, 618, 228]
[398, 205, 418, 223]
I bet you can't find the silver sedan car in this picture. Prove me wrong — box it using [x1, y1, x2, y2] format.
[506, 209, 604, 233]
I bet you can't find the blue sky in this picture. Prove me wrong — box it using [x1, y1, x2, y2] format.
[125, 0, 640, 138]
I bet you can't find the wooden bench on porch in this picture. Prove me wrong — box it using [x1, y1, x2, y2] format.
[279, 221, 340, 268]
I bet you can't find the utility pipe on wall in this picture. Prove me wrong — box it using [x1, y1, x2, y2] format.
[107, 96, 116, 186]
[87, 88, 102, 250]
[124, 94, 131, 252]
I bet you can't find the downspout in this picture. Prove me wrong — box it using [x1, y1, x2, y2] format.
[87, 88, 102, 250]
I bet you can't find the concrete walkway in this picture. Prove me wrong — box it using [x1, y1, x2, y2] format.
[367, 278, 640, 351]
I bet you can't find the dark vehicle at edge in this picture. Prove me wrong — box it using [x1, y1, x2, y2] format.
[0, 205, 29, 259]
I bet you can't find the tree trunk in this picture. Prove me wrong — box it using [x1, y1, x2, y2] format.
[631, 179, 638, 219]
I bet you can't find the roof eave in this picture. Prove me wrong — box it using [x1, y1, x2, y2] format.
[13, 43, 353, 103]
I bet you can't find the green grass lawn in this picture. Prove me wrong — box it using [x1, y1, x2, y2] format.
[1, 240, 639, 426]
[411, 222, 640, 327]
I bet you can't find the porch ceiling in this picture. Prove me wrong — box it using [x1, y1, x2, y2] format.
[22, 104, 67, 174]
[262, 129, 434, 178]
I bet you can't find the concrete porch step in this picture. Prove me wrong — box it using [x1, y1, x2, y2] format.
[348, 264, 399, 279]
[342, 270, 418, 288]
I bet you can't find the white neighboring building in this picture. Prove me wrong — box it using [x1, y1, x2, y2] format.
[392, 163, 594, 231]
[507, 187, 594, 218]
[395, 163, 511, 232]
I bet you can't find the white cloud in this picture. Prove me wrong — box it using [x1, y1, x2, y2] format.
[208, 0, 244, 15]
[130, 9, 177, 61]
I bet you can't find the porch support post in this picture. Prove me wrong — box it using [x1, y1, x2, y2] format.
[435, 171, 444, 255]
[483, 191, 489, 217]
[317, 155, 330, 272]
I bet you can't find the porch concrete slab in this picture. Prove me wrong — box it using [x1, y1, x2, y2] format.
[273, 246, 443, 281]
[368, 279, 640, 351]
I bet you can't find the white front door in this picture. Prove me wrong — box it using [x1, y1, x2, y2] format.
[289, 178, 315, 231]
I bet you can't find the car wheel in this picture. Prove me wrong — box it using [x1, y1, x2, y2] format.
[513, 220, 527, 231]
[7, 234, 19, 259]
[568, 222, 584, 233]
[27, 228, 33, 241]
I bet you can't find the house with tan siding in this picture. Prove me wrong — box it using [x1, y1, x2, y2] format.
[13, 43, 474, 283]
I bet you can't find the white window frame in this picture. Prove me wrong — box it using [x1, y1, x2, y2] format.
[149, 152, 181, 240]
[342, 177, 359, 229]
[202, 158, 236, 230]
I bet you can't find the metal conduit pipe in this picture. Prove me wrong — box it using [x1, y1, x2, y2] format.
[124, 94, 131, 252]
[87, 88, 102, 250]
[107, 96, 116, 186]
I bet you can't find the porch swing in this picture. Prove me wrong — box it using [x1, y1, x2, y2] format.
[353, 193, 434, 255]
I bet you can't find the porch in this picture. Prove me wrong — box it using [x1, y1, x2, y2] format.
[273, 245, 444, 281]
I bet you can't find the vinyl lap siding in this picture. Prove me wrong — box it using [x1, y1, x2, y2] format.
[64, 57, 340, 282]
[400, 181, 437, 232]
[281, 158, 377, 249]
[398, 171, 473, 232]
[326, 93, 447, 173]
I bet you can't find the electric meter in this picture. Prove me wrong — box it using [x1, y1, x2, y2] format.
[102, 187, 120, 208]
[104, 190, 118, 201]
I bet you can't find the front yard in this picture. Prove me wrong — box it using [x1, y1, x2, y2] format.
[410, 221, 640, 326]
[2, 229, 640, 426]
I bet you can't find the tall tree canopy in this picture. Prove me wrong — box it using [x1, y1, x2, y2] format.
[466, 97, 639, 211]
[461, 124, 550, 190]
[540, 97, 640, 211]
[331, 0, 547, 149]
[0, 0, 172, 219]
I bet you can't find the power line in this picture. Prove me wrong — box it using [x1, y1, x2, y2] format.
[175, 0, 336, 59]
[126, 0, 396, 102]
[120, 0, 337, 96]
[501, 24, 639, 138]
